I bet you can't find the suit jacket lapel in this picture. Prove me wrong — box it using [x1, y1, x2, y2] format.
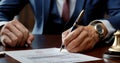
[43, 0, 86, 25]
[70, 0, 86, 23]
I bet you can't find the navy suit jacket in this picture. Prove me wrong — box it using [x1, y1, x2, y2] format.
[0, 0, 120, 34]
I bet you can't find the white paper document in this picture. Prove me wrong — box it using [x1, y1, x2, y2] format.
[5, 48, 101, 63]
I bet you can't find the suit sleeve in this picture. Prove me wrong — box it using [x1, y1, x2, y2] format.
[107, 0, 120, 30]
[0, 0, 29, 21]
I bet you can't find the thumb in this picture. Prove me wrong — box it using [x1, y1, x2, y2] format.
[27, 33, 34, 45]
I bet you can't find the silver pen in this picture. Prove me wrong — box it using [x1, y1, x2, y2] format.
[60, 10, 85, 52]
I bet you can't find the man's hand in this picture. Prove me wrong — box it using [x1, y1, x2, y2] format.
[0, 19, 34, 47]
[62, 25, 99, 53]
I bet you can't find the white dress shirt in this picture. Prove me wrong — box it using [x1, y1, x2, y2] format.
[56, 0, 76, 18]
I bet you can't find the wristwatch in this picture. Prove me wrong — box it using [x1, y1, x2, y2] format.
[94, 23, 104, 40]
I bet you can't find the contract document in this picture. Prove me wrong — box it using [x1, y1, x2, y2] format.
[5, 48, 101, 63]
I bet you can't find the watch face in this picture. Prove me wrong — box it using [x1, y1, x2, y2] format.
[96, 24, 104, 34]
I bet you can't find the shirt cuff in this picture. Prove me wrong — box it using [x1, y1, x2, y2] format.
[90, 20, 116, 39]
[0, 21, 8, 44]
[0, 21, 8, 27]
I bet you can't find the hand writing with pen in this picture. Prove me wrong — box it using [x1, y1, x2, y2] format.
[62, 19, 108, 53]
[62, 25, 99, 53]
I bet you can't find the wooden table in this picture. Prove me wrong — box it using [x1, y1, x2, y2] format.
[0, 35, 120, 63]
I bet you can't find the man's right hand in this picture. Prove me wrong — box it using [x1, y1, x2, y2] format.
[0, 19, 34, 47]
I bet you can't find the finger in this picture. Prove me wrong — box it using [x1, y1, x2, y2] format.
[62, 30, 69, 39]
[2, 29, 18, 47]
[62, 29, 70, 42]
[12, 20, 29, 46]
[0, 35, 7, 46]
[85, 35, 97, 50]
[1, 35, 12, 47]
[69, 35, 90, 53]
[4, 23, 23, 46]
[64, 26, 84, 46]
[66, 29, 88, 51]
[85, 39, 95, 50]
[27, 33, 34, 45]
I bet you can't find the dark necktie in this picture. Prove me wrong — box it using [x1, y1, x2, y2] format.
[62, 0, 70, 22]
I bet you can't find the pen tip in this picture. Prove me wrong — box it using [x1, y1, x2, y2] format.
[60, 48, 62, 52]
[60, 45, 65, 52]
